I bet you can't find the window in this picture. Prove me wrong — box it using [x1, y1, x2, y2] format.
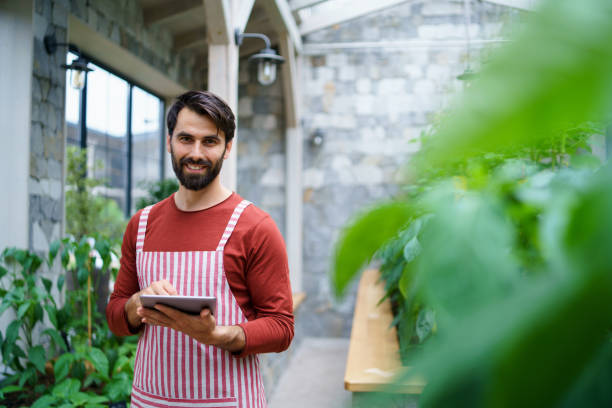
[65, 51, 165, 216]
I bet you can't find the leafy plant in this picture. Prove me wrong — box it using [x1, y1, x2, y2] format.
[65, 146, 126, 245]
[332, 0, 612, 406]
[0, 248, 66, 395]
[136, 178, 179, 210]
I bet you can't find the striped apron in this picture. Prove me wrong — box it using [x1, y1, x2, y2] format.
[131, 200, 266, 408]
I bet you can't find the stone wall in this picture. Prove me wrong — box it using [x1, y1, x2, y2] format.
[236, 60, 287, 237]
[298, 0, 521, 337]
[29, 0, 200, 254]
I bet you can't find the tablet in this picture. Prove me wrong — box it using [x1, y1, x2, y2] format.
[140, 295, 217, 316]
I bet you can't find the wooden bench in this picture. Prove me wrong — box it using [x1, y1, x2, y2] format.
[292, 291, 306, 311]
[344, 269, 425, 405]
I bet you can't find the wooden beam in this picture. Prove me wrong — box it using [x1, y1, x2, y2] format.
[173, 28, 207, 51]
[299, 0, 410, 35]
[482, 0, 537, 10]
[279, 34, 299, 127]
[236, 0, 256, 33]
[206, 0, 238, 190]
[260, 0, 302, 53]
[279, 33, 303, 292]
[203, 0, 233, 44]
[289, 0, 328, 12]
[143, 0, 202, 26]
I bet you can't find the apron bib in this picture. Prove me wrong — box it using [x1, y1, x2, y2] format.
[130, 200, 266, 408]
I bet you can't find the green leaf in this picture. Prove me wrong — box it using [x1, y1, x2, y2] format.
[403, 236, 422, 263]
[0, 265, 7, 280]
[34, 303, 43, 323]
[57, 274, 65, 292]
[43, 328, 67, 352]
[28, 345, 46, 374]
[69, 391, 90, 405]
[85, 395, 109, 404]
[5, 320, 20, 345]
[48, 240, 61, 265]
[332, 201, 413, 296]
[52, 378, 81, 399]
[44, 304, 58, 328]
[415, 308, 435, 343]
[18, 366, 36, 387]
[0, 301, 11, 318]
[0, 385, 22, 394]
[77, 266, 89, 286]
[42, 277, 53, 294]
[17, 302, 31, 320]
[31, 394, 57, 408]
[86, 347, 109, 379]
[54, 353, 74, 382]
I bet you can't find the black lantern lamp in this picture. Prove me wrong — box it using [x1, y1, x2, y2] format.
[235, 30, 284, 86]
[44, 32, 92, 90]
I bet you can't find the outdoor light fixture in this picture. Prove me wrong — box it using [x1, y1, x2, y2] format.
[44, 32, 92, 90]
[235, 30, 284, 86]
[310, 129, 324, 147]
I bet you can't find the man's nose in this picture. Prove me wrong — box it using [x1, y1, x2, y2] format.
[187, 140, 206, 159]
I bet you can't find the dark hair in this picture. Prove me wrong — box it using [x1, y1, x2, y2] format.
[166, 90, 236, 144]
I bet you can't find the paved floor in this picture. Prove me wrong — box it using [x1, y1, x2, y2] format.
[268, 337, 353, 408]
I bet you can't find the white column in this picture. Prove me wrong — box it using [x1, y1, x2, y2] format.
[279, 34, 303, 292]
[208, 44, 239, 191]
[0, 0, 32, 250]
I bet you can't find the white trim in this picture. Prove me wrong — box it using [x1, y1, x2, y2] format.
[236, 0, 255, 33]
[203, 0, 233, 44]
[302, 39, 509, 54]
[261, 0, 303, 53]
[289, 0, 328, 12]
[482, 0, 537, 11]
[299, 0, 411, 35]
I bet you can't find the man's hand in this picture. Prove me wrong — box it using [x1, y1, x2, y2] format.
[124, 280, 178, 332]
[138, 304, 246, 353]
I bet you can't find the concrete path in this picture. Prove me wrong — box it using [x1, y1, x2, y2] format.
[268, 337, 352, 408]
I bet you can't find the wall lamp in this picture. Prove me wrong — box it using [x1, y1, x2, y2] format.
[310, 129, 324, 147]
[43, 32, 92, 90]
[235, 30, 284, 86]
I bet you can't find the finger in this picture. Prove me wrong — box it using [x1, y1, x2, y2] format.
[161, 280, 178, 296]
[150, 282, 166, 295]
[154, 304, 183, 318]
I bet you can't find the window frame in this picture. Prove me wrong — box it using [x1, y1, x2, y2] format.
[67, 46, 167, 217]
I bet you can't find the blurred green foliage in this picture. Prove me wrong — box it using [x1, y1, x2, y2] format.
[135, 178, 179, 210]
[65, 147, 127, 245]
[332, 0, 612, 406]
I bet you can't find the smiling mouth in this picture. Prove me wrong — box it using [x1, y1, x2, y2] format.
[185, 163, 208, 172]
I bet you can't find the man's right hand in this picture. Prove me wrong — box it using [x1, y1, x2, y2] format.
[124, 280, 178, 332]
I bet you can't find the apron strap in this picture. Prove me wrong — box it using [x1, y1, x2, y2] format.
[216, 200, 251, 251]
[136, 205, 154, 253]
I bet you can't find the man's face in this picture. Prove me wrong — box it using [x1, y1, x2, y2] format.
[167, 108, 232, 191]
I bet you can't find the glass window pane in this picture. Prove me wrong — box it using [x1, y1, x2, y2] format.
[65, 52, 80, 147]
[131, 86, 163, 213]
[86, 63, 129, 213]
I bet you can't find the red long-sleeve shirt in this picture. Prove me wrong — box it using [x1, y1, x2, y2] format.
[106, 193, 294, 356]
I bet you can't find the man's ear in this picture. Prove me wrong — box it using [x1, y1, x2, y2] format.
[166, 134, 171, 153]
[224, 139, 233, 160]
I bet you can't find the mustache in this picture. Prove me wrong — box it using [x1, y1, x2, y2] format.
[180, 157, 212, 167]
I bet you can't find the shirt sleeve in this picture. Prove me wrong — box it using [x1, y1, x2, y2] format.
[106, 211, 142, 336]
[235, 216, 295, 357]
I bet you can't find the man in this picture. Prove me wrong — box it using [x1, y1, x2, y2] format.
[107, 90, 294, 408]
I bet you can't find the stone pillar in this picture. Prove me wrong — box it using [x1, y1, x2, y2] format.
[29, 0, 68, 253]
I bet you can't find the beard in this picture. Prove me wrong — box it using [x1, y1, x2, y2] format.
[170, 145, 225, 191]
